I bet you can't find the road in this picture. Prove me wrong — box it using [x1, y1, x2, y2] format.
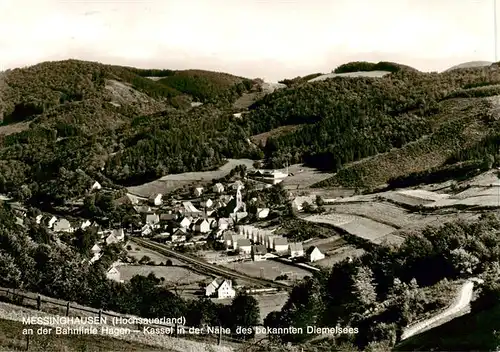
[131, 238, 293, 291]
[400, 280, 475, 340]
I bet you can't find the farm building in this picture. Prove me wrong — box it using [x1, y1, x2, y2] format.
[238, 239, 252, 254]
[35, 214, 43, 224]
[205, 279, 236, 299]
[213, 183, 225, 193]
[53, 219, 73, 233]
[149, 193, 163, 206]
[306, 246, 325, 262]
[106, 267, 122, 282]
[145, 214, 160, 227]
[257, 208, 270, 219]
[274, 237, 289, 253]
[46, 216, 58, 229]
[171, 228, 187, 242]
[289, 243, 304, 258]
[230, 180, 245, 190]
[194, 218, 210, 233]
[91, 244, 101, 255]
[218, 218, 231, 230]
[252, 244, 267, 261]
[230, 234, 245, 250]
[90, 181, 102, 191]
[194, 187, 204, 197]
[200, 198, 214, 209]
[81, 220, 91, 229]
[179, 216, 192, 228]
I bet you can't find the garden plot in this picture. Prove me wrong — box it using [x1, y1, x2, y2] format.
[314, 246, 366, 269]
[117, 265, 209, 286]
[326, 201, 413, 228]
[323, 194, 377, 204]
[221, 260, 311, 281]
[304, 213, 398, 243]
[397, 189, 450, 202]
[453, 186, 500, 199]
[425, 195, 500, 208]
[380, 191, 436, 207]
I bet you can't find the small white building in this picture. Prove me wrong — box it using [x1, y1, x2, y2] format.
[112, 228, 125, 241]
[53, 219, 73, 233]
[194, 187, 204, 197]
[194, 218, 210, 234]
[91, 181, 102, 191]
[205, 278, 236, 299]
[257, 208, 270, 219]
[106, 267, 122, 282]
[179, 216, 192, 229]
[91, 244, 101, 255]
[145, 214, 160, 228]
[171, 228, 187, 242]
[274, 237, 289, 253]
[218, 218, 230, 231]
[252, 244, 267, 261]
[149, 193, 163, 206]
[81, 220, 91, 230]
[200, 199, 213, 209]
[306, 246, 325, 262]
[238, 239, 252, 254]
[213, 183, 225, 194]
[288, 242, 304, 258]
[35, 214, 43, 224]
[47, 216, 58, 229]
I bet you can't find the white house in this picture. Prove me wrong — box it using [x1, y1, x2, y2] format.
[252, 244, 267, 261]
[205, 279, 236, 299]
[47, 216, 58, 229]
[213, 183, 225, 194]
[149, 193, 163, 206]
[35, 214, 43, 224]
[91, 244, 101, 255]
[53, 219, 73, 233]
[89, 252, 102, 264]
[112, 228, 125, 241]
[145, 214, 160, 227]
[90, 181, 102, 191]
[218, 218, 230, 231]
[237, 239, 252, 254]
[288, 242, 304, 258]
[141, 225, 152, 236]
[81, 220, 91, 230]
[194, 218, 210, 233]
[171, 228, 187, 242]
[200, 198, 213, 209]
[306, 246, 325, 262]
[106, 267, 122, 282]
[179, 216, 192, 229]
[105, 233, 120, 245]
[256, 208, 270, 219]
[274, 237, 289, 253]
[194, 187, 204, 197]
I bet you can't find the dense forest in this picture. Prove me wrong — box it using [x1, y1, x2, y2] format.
[264, 213, 500, 351]
[1, 60, 500, 204]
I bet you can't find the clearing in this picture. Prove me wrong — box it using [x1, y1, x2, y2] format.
[126, 242, 182, 265]
[0, 120, 31, 136]
[281, 164, 335, 189]
[308, 70, 391, 82]
[127, 158, 255, 197]
[250, 125, 302, 147]
[116, 264, 209, 287]
[221, 260, 312, 281]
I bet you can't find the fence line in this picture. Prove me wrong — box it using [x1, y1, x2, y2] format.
[0, 286, 246, 346]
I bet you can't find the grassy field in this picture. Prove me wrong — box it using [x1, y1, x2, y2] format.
[117, 265, 209, 286]
[127, 158, 255, 197]
[250, 125, 302, 147]
[395, 303, 500, 351]
[281, 164, 335, 189]
[0, 318, 167, 352]
[126, 242, 183, 265]
[221, 260, 311, 281]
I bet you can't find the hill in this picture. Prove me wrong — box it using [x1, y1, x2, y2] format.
[445, 61, 493, 72]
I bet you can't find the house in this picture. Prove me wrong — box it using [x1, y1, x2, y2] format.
[89, 252, 102, 264]
[91, 244, 101, 255]
[181, 202, 203, 217]
[230, 234, 245, 250]
[179, 216, 192, 229]
[116, 193, 140, 206]
[200, 198, 213, 209]
[205, 279, 236, 299]
[160, 213, 178, 222]
[145, 214, 160, 227]
[222, 231, 235, 247]
[213, 183, 225, 194]
[237, 239, 252, 254]
[106, 233, 120, 245]
[46, 216, 57, 229]
[194, 187, 204, 197]
[218, 218, 230, 230]
[106, 267, 122, 282]
[274, 237, 289, 253]
[53, 219, 73, 233]
[90, 181, 102, 191]
[149, 193, 163, 206]
[230, 180, 245, 190]
[141, 225, 152, 236]
[256, 208, 270, 219]
[134, 205, 152, 214]
[230, 212, 248, 222]
[35, 214, 43, 224]
[252, 244, 267, 261]
[171, 228, 187, 242]
[81, 220, 91, 230]
[288, 242, 304, 258]
[306, 246, 325, 262]
[112, 228, 125, 241]
[15, 217, 24, 226]
[194, 218, 210, 233]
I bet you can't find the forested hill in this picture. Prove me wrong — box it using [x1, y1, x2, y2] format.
[1, 59, 500, 204]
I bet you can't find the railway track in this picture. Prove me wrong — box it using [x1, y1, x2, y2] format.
[131, 238, 293, 291]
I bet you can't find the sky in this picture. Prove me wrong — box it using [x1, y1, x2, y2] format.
[0, 0, 497, 81]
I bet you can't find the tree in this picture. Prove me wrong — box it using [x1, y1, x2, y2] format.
[315, 195, 324, 206]
[229, 293, 260, 339]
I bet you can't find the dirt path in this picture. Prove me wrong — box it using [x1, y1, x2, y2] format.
[400, 280, 475, 340]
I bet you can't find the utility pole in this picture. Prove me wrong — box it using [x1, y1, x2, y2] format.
[495, 0, 498, 62]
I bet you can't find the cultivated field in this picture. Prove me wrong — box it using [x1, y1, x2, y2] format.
[127, 158, 255, 197]
[280, 164, 335, 189]
[220, 260, 311, 281]
[250, 125, 302, 147]
[0, 120, 31, 136]
[308, 70, 391, 82]
[117, 265, 209, 286]
[314, 246, 366, 269]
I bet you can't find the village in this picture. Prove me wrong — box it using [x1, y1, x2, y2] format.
[2, 166, 332, 320]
